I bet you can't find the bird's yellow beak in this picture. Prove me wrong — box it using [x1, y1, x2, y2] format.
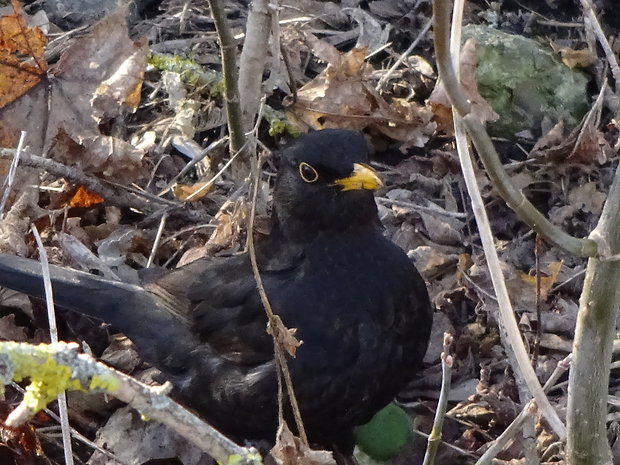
[333, 163, 383, 192]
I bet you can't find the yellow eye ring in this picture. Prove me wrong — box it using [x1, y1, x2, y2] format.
[299, 162, 319, 183]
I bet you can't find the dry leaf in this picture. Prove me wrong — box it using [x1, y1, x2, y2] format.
[550, 42, 597, 69]
[0, 0, 47, 112]
[68, 185, 105, 208]
[519, 261, 562, 299]
[287, 34, 435, 150]
[0, 7, 148, 181]
[428, 38, 499, 134]
[172, 181, 212, 201]
[271, 422, 335, 465]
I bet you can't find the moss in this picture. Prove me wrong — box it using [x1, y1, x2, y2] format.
[463, 25, 589, 137]
[149, 53, 224, 96]
[263, 106, 303, 137]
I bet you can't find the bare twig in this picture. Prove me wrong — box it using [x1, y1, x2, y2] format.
[431, 0, 598, 258]
[0, 342, 260, 465]
[566, 165, 620, 464]
[422, 333, 454, 465]
[376, 18, 432, 92]
[580, 0, 620, 90]
[0, 131, 25, 220]
[32, 226, 74, 465]
[238, 0, 272, 132]
[147, 212, 168, 268]
[434, 0, 566, 437]
[206, 0, 248, 180]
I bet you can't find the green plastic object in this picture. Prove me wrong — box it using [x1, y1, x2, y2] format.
[463, 25, 589, 137]
[354, 403, 412, 461]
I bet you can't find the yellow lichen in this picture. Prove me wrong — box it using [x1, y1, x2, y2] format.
[89, 374, 120, 392]
[18, 353, 82, 411]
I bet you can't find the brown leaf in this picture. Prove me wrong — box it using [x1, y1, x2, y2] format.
[0, 1, 47, 111]
[0, 7, 148, 182]
[0, 314, 28, 342]
[530, 120, 613, 165]
[287, 34, 435, 149]
[68, 185, 105, 208]
[428, 38, 499, 134]
[267, 314, 302, 357]
[271, 422, 335, 465]
[518, 261, 562, 299]
[550, 42, 597, 69]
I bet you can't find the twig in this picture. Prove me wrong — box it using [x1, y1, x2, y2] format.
[566, 165, 620, 462]
[0, 131, 25, 220]
[206, 0, 248, 180]
[431, 0, 598, 258]
[31, 226, 74, 465]
[376, 18, 432, 92]
[476, 355, 571, 465]
[147, 212, 168, 268]
[10, 382, 126, 465]
[0, 342, 261, 465]
[433, 0, 566, 438]
[246, 149, 307, 445]
[238, 0, 272, 132]
[580, 0, 620, 90]
[422, 333, 454, 465]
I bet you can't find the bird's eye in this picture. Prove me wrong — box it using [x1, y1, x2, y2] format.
[298, 162, 319, 183]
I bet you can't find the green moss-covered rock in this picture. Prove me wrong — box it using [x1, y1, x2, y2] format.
[463, 25, 589, 137]
[354, 403, 412, 461]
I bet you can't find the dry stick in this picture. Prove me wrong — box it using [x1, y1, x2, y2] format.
[375, 18, 432, 92]
[580, 0, 620, 90]
[206, 0, 247, 179]
[0, 150, 211, 223]
[10, 382, 126, 465]
[146, 211, 168, 268]
[246, 153, 308, 445]
[476, 355, 571, 465]
[238, 0, 272, 133]
[2, 342, 259, 465]
[31, 226, 75, 465]
[0, 131, 25, 220]
[432, 1, 597, 258]
[422, 333, 454, 465]
[433, 0, 566, 437]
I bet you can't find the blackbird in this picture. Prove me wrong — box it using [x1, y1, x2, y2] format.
[0, 129, 432, 457]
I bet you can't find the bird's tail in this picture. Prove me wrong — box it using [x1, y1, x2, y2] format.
[0, 253, 200, 370]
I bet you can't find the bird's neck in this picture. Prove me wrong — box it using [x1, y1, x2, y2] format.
[270, 210, 381, 246]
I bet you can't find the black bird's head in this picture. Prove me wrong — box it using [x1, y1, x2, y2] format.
[273, 129, 383, 239]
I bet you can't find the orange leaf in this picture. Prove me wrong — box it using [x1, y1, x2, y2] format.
[68, 185, 105, 208]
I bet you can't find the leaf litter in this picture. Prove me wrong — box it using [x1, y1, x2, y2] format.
[0, 0, 619, 464]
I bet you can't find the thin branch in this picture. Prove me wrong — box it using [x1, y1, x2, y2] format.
[432, 0, 598, 258]
[580, 0, 620, 90]
[422, 333, 453, 465]
[0, 341, 261, 465]
[32, 226, 74, 465]
[435, 0, 566, 437]
[206, 0, 248, 180]
[0, 131, 25, 220]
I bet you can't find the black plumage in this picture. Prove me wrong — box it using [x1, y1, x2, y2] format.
[0, 129, 433, 456]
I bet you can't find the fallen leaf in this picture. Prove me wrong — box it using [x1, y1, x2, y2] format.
[271, 422, 335, 465]
[0, 7, 148, 182]
[428, 38, 499, 134]
[0, 0, 47, 112]
[68, 185, 105, 208]
[286, 34, 435, 150]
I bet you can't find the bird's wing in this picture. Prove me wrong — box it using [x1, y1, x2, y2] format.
[150, 245, 304, 365]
